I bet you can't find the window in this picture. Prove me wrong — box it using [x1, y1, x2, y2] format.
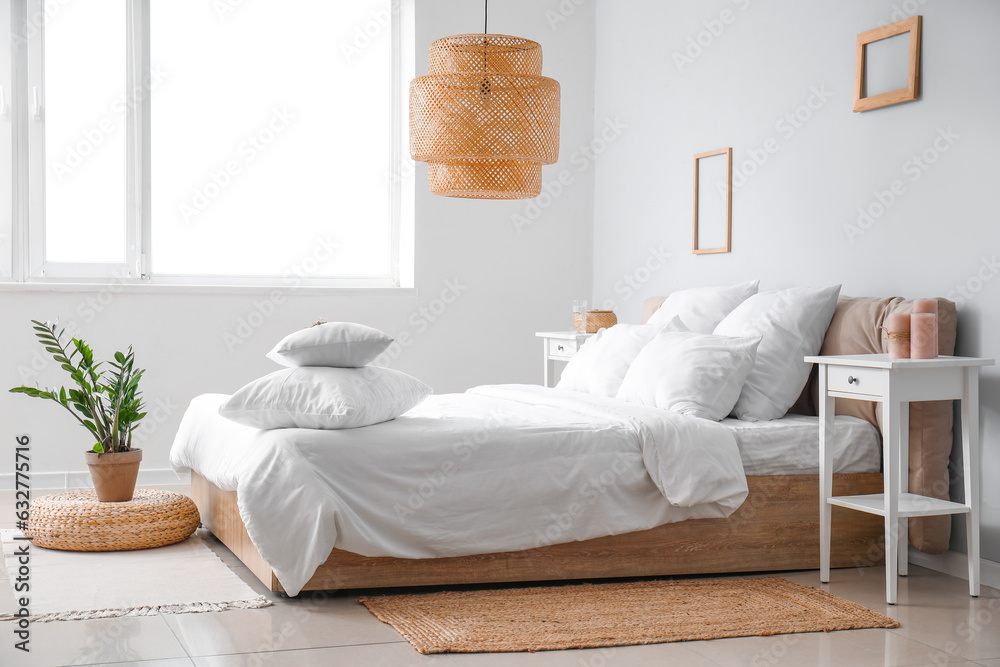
[0, 4, 13, 278]
[4, 0, 414, 288]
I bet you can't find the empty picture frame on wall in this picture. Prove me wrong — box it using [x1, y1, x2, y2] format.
[853, 16, 922, 112]
[693, 148, 732, 255]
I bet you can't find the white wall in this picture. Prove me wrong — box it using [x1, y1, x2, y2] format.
[0, 0, 596, 486]
[593, 0, 1000, 561]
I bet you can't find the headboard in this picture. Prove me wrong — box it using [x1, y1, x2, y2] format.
[642, 294, 958, 555]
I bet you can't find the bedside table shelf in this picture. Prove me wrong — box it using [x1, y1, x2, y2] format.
[828, 493, 970, 518]
[808, 353, 993, 605]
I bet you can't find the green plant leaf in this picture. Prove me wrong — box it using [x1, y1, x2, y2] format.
[92, 442, 104, 453]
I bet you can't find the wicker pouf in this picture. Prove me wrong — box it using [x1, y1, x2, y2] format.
[27, 489, 201, 552]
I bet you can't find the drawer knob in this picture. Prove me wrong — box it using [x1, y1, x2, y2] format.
[557, 345, 565, 352]
[848, 375, 857, 384]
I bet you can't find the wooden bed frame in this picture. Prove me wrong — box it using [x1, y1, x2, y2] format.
[191, 470, 885, 593]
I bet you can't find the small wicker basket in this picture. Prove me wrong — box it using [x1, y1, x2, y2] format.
[574, 310, 617, 333]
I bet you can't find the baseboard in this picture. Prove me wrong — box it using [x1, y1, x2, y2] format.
[908, 546, 1000, 591]
[0, 467, 187, 491]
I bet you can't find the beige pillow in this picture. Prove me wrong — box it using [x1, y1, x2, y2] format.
[790, 296, 958, 554]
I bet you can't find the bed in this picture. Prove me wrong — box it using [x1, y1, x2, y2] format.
[174, 294, 957, 595]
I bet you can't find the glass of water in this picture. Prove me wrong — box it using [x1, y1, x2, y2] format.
[572, 299, 588, 333]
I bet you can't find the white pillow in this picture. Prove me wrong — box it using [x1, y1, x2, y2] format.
[714, 285, 841, 421]
[646, 280, 759, 333]
[556, 318, 686, 397]
[219, 366, 431, 430]
[267, 322, 393, 368]
[616, 331, 761, 421]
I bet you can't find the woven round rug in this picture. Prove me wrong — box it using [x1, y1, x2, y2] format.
[360, 576, 900, 654]
[27, 489, 201, 552]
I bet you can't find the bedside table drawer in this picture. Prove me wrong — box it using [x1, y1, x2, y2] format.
[548, 339, 579, 359]
[828, 365, 886, 397]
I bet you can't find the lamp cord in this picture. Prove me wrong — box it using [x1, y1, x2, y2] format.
[480, 0, 490, 100]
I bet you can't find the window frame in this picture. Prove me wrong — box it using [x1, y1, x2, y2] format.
[4, 0, 414, 290]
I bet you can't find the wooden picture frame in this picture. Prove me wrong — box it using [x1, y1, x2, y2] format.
[693, 147, 732, 255]
[853, 16, 922, 112]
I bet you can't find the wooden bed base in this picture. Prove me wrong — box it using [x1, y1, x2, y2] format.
[191, 471, 885, 593]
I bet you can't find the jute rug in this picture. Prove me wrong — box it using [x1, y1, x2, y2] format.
[0, 530, 271, 622]
[360, 576, 899, 654]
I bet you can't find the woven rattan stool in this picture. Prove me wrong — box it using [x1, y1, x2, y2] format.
[27, 489, 201, 552]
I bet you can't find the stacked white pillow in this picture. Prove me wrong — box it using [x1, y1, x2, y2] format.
[714, 285, 841, 421]
[220, 322, 431, 430]
[559, 280, 839, 425]
[616, 330, 761, 421]
[266, 322, 392, 368]
[556, 318, 686, 397]
[646, 280, 759, 333]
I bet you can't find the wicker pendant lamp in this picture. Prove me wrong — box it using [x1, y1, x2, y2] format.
[409, 4, 560, 199]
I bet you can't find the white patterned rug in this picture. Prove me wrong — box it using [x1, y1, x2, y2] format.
[0, 530, 270, 622]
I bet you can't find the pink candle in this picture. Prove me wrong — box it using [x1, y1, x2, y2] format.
[886, 313, 911, 360]
[911, 313, 938, 359]
[913, 299, 938, 315]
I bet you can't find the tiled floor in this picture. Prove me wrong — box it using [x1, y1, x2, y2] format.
[2, 531, 998, 667]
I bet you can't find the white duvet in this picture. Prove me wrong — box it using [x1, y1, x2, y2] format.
[170, 384, 748, 596]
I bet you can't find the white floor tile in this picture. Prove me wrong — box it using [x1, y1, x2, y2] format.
[0, 615, 188, 667]
[191, 642, 460, 667]
[162, 594, 402, 657]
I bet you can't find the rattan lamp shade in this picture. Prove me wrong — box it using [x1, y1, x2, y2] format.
[410, 34, 560, 199]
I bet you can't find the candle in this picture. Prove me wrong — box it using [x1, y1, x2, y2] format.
[911, 313, 938, 359]
[913, 299, 938, 315]
[886, 313, 911, 360]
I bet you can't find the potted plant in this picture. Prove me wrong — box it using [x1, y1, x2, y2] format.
[10, 320, 147, 502]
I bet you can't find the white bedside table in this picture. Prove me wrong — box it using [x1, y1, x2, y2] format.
[806, 353, 994, 604]
[535, 331, 594, 387]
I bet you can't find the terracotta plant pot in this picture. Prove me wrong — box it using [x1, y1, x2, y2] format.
[85, 449, 142, 502]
